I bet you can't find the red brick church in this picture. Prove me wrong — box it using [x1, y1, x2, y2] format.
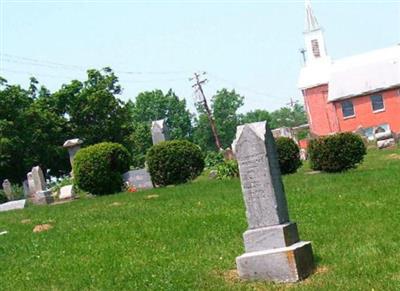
[298, 0, 400, 139]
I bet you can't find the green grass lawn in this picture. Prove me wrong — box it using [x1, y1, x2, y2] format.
[1, 148, 399, 290]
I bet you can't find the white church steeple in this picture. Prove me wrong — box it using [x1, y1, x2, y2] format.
[303, 0, 329, 65]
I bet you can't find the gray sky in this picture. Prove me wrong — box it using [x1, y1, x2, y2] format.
[1, 0, 399, 113]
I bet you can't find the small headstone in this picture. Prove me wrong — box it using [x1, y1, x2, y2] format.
[22, 180, 30, 198]
[32, 190, 54, 205]
[27, 172, 36, 197]
[31, 166, 46, 193]
[0, 199, 26, 212]
[232, 121, 314, 283]
[2, 179, 13, 201]
[151, 119, 169, 145]
[300, 148, 307, 161]
[59, 185, 74, 200]
[122, 169, 153, 190]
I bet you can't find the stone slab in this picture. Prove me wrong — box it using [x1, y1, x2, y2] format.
[236, 241, 314, 283]
[31, 166, 46, 192]
[32, 190, 54, 205]
[59, 185, 74, 200]
[0, 199, 26, 212]
[122, 169, 153, 190]
[243, 222, 299, 252]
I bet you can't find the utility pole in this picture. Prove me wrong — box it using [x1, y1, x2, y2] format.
[190, 72, 222, 150]
[286, 97, 298, 109]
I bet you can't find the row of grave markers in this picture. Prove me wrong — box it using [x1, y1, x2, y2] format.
[1, 119, 314, 283]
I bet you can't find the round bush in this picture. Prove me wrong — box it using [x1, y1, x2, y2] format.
[146, 140, 204, 186]
[308, 132, 366, 172]
[73, 142, 131, 195]
[275, 137, 302, 175]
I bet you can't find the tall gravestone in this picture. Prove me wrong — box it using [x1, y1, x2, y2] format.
[63, 138, 83, 174]
[151, 119, 169, 145]
[31, 166, 46, 193]
[232, 121, 314, 283]
[27, 172, 36, 197]
[2, 179, 13, 201]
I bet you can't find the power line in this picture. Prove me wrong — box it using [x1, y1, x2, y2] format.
[1, 53, 191, 76]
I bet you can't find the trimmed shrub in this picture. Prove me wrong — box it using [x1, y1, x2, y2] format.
[73, 142, 130, 195]
[146, 140, 204, 186]
[216, 160, 239, 179]
[308, 132, 367, 172]
[275, 137, 302, 175]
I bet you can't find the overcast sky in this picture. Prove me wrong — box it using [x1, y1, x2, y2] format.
[1, 0, 399, 113]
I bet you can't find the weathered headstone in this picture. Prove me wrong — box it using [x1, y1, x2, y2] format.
[63, 138, 83, 166]
[232, 121, 314, 283]
[2, 179, 13, 201]
[34, 190, 54, 205]
[27, 172, 36, 197]
[122, 169, 153, 190]
[27, 167, 53, 205]
[23, 180, 30, 198]
[59, 185, 74, 200]
[31, 166, 46, 193]
[151, 119, 169, 145]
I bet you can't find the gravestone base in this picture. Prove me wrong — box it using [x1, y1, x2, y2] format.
[32, 190, 54, 205]
[236, 241, 314, 283]
[243, 222, 299, 252]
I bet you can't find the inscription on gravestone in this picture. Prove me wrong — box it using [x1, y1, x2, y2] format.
[232, 121, 314, 283]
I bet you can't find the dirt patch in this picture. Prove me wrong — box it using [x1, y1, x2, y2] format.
[144, 194, 159, 200]
[313, 265, 329, 275]
[33, 224, 53, 233]
[21, 219, 31, 224]
[387, 154, 400, 160]
[218, 269, 241, 284]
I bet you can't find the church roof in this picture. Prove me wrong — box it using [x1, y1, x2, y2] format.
[298, 45, 400, 102]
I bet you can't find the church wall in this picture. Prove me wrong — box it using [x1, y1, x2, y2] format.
[334, 87, 400, 134]
[303, 84, 339, 136]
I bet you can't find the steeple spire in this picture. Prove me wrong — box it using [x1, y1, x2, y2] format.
[305, 0, 319, 32]
[302, 0, 329, 64]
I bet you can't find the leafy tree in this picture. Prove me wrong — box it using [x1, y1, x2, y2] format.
[194, 88, 243, 151]
[130, 89, 193, 167]
[0, 78, 69, 182]
[0, 68, 136, 182]
[270, 103, 307, 128]
[239, 109, 274, 127]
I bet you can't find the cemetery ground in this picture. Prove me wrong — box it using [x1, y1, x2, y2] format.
[0, 148, 399, 290]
